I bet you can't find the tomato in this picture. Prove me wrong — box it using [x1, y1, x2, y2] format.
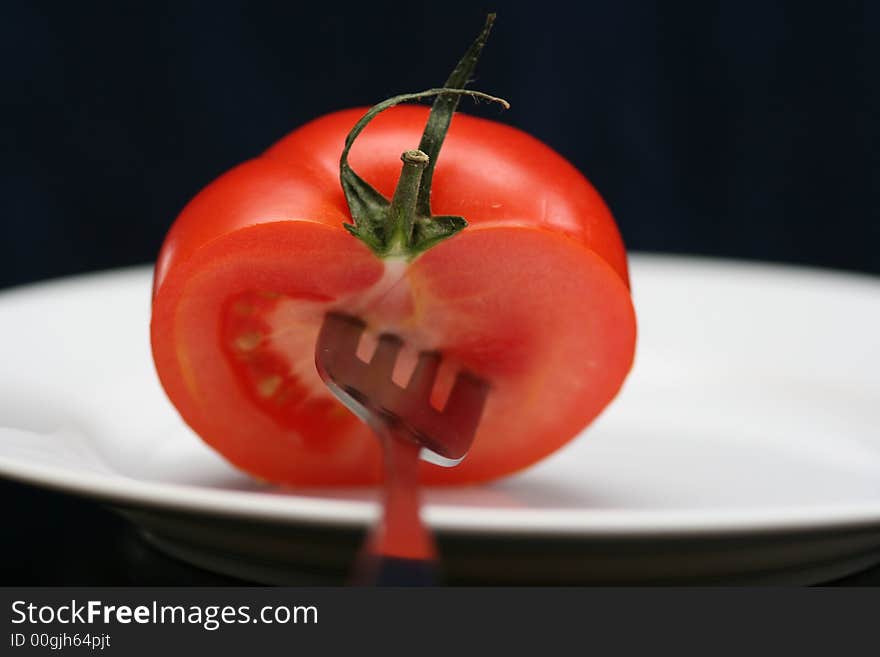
[150, 102, 636, 486]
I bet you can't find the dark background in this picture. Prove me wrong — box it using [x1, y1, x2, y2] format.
[1, 0, 877, 289]
[1, 0, 878, 585]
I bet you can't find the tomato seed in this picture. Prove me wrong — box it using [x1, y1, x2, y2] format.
[234, 332, 262, 352]
[257, 375, 282, 398]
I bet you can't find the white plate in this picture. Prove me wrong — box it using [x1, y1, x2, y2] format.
[1, 255, 880, 584]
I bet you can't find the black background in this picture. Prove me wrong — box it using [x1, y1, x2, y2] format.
[2, 0, 877, 289]
[1, 0, 878, 585]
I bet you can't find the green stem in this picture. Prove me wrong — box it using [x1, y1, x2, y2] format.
[339, 87, 508, 259]
[340, 88, 509, 171]
[339, 14, 506, 260]
[386, 150, 429, 256]
[417, 13, 496, 217]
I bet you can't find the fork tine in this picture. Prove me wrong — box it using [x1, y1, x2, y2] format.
[442, 371, 490, 443]
[317, 313, 365, 368]
[407, 351, 441, 399]
[370, 333, 403, 380]
[316, 312, 489, 466]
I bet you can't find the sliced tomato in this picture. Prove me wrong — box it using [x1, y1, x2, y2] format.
[151, 106, 636, 485]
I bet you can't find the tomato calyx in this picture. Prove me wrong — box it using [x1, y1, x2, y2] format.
[339, 14, 509, 260]
[340, 89, 508, 259]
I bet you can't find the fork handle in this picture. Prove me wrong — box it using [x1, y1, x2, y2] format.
[373, 430, 437, 558]
[356, 428, 439, 585]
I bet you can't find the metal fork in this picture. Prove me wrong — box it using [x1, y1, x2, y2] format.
[315, 312, 490, 584]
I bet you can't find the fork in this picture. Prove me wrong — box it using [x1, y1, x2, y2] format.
[315, 312, 489, 585]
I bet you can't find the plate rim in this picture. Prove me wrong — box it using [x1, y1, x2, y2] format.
[4, 451, 880, 539]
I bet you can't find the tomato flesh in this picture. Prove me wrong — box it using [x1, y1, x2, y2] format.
[151, 106, 636, 486]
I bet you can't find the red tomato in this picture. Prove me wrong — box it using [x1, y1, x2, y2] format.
[151, 105, 636, 485]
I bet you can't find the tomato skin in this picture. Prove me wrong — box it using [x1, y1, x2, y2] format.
[154, 106, 628, 296]
[151, 105, 636, 485]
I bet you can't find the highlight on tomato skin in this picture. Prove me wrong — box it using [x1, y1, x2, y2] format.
[150, 104, 637, 487]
